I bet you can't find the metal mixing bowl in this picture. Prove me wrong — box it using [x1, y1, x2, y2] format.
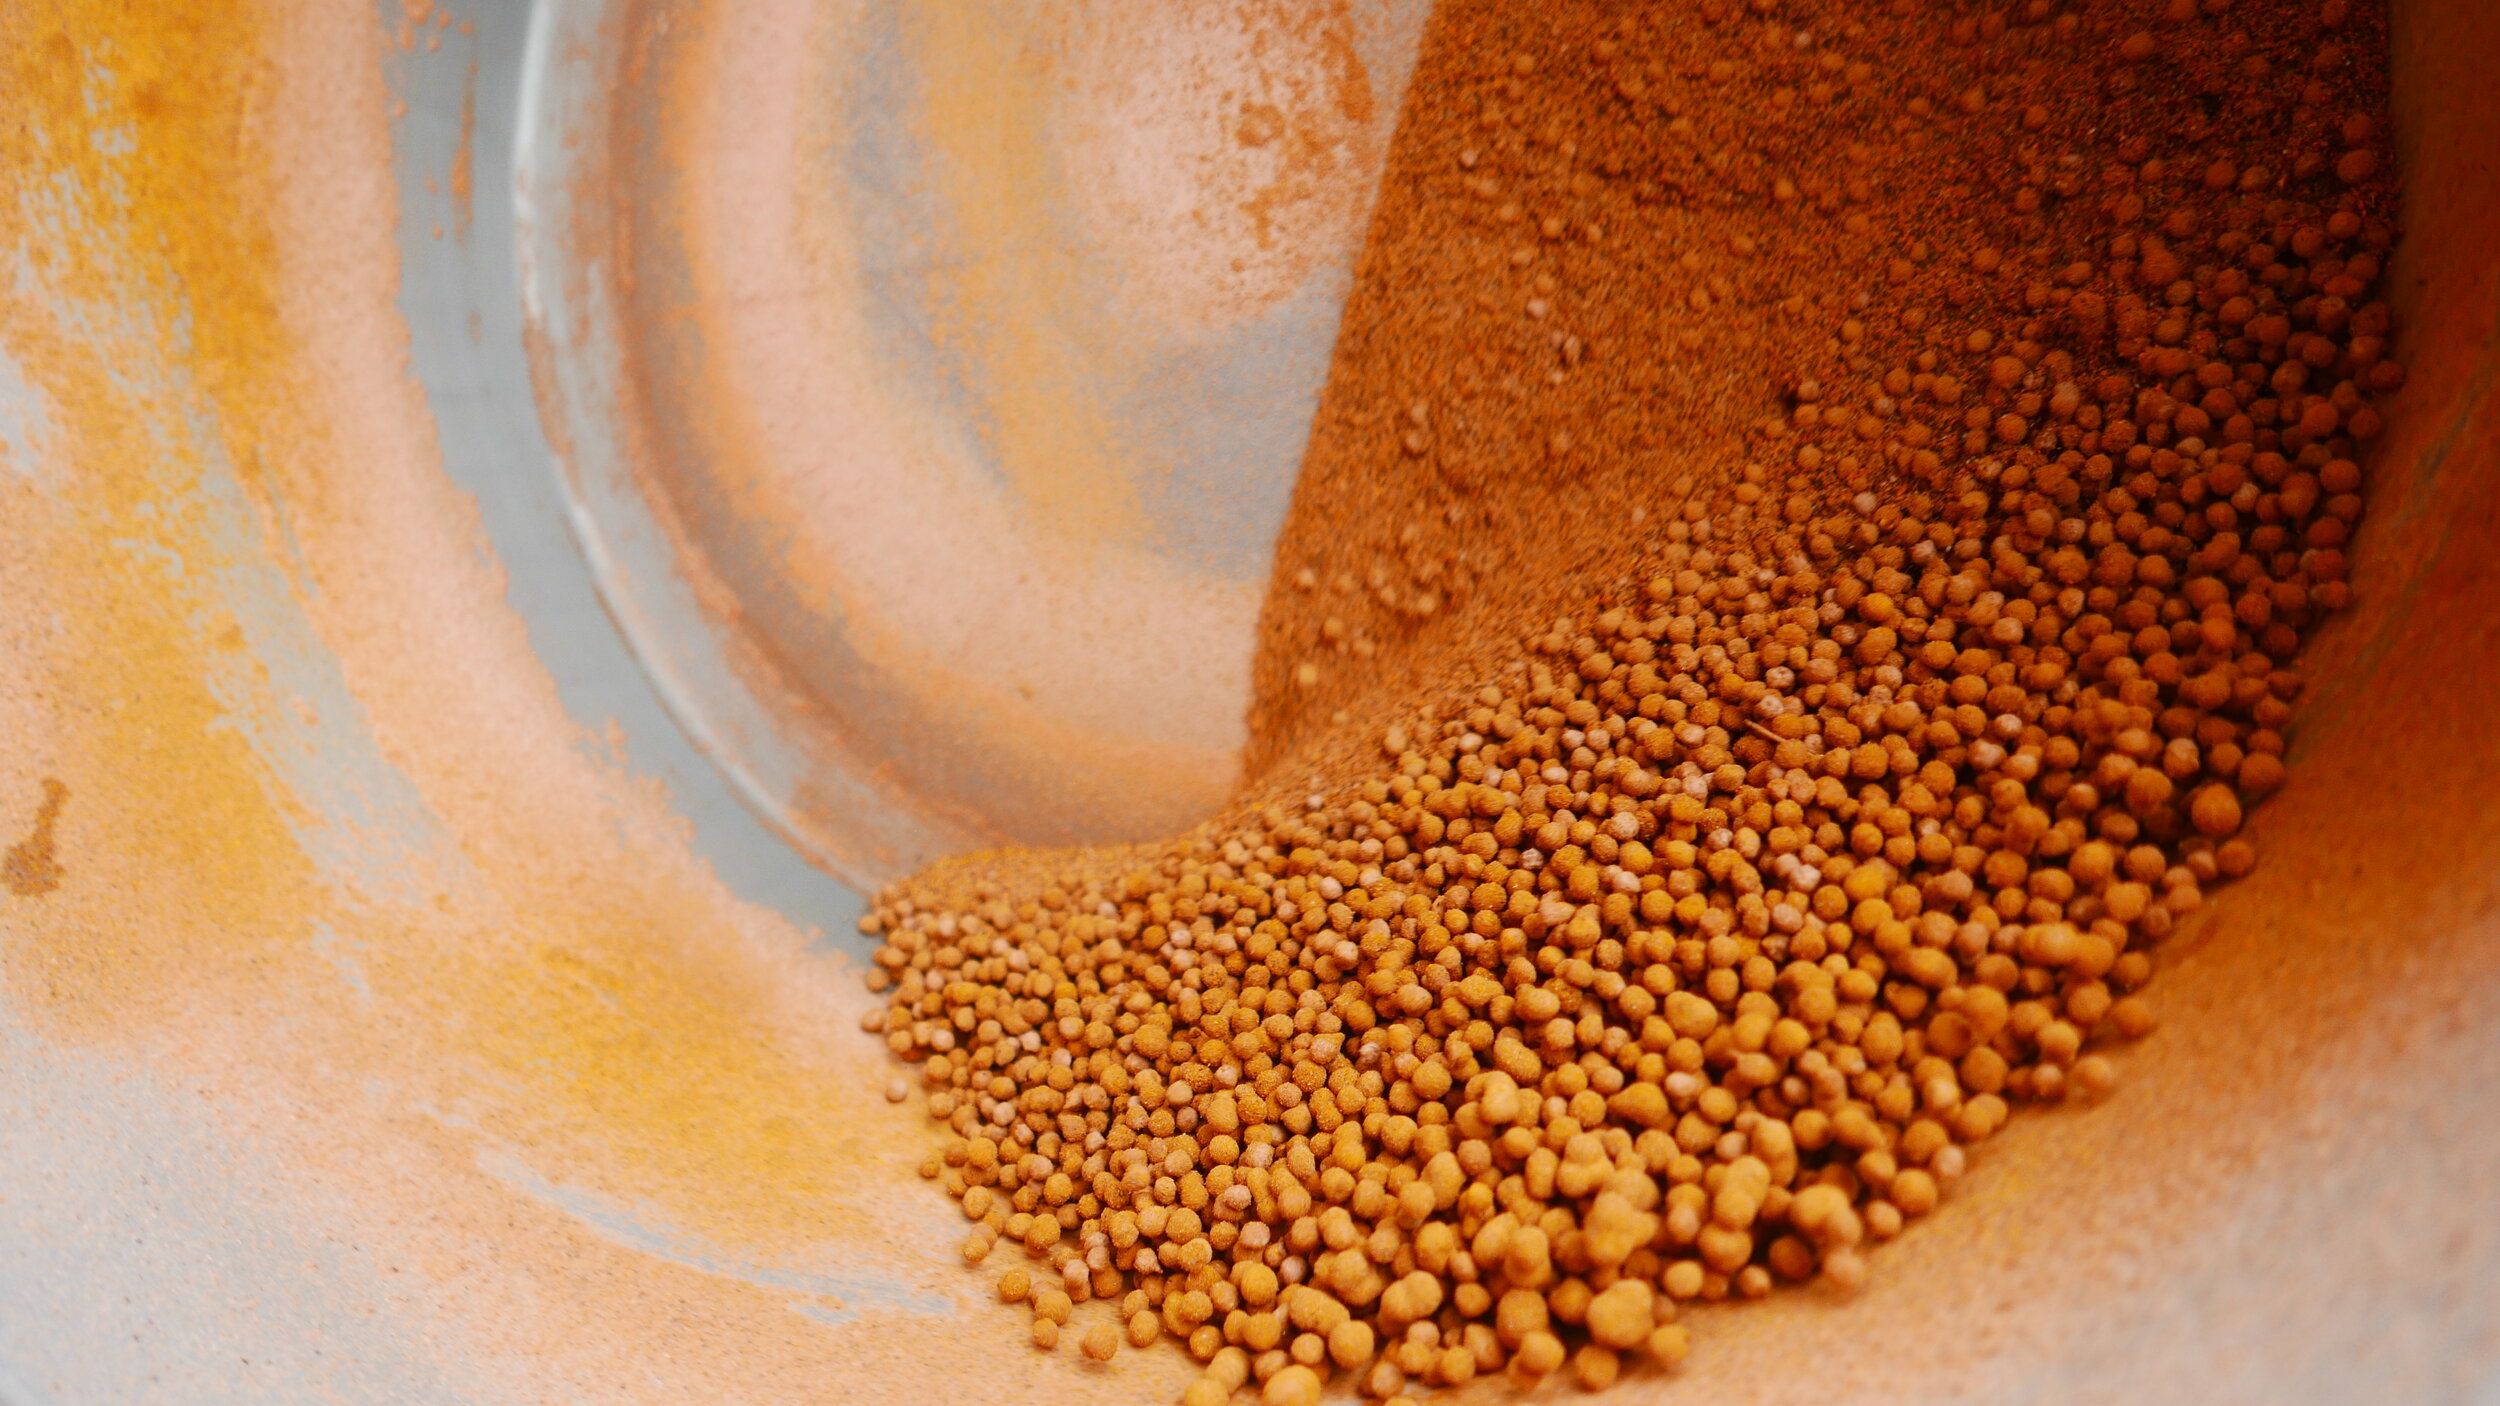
[0, 0, 2492, 1401]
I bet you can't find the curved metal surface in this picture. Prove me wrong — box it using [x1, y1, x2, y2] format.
[521, 0, 1430, 888]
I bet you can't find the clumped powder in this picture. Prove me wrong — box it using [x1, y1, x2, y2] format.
[860, 0, 2400, 1399]
[3, 778, 67, 897]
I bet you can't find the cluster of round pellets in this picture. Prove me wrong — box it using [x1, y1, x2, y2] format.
[1244, 0, 2394, 794]
[860, 0, 2398, 1400]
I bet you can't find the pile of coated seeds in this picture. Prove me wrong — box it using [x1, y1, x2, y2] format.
[859, 0, 2400, 1399]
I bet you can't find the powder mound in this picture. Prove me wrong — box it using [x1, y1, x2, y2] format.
[857, 0, 2398, 1398]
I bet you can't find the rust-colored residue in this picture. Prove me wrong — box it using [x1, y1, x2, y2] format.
[450, 54, 475, 239]
[1, 778, 66, 897]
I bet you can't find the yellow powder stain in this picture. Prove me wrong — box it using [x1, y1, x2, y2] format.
[908, 0, 1144, 547]
[0, 0, 915, 1259]
[0, 0, 328, 1030]
[450, 888, 896, 1237]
